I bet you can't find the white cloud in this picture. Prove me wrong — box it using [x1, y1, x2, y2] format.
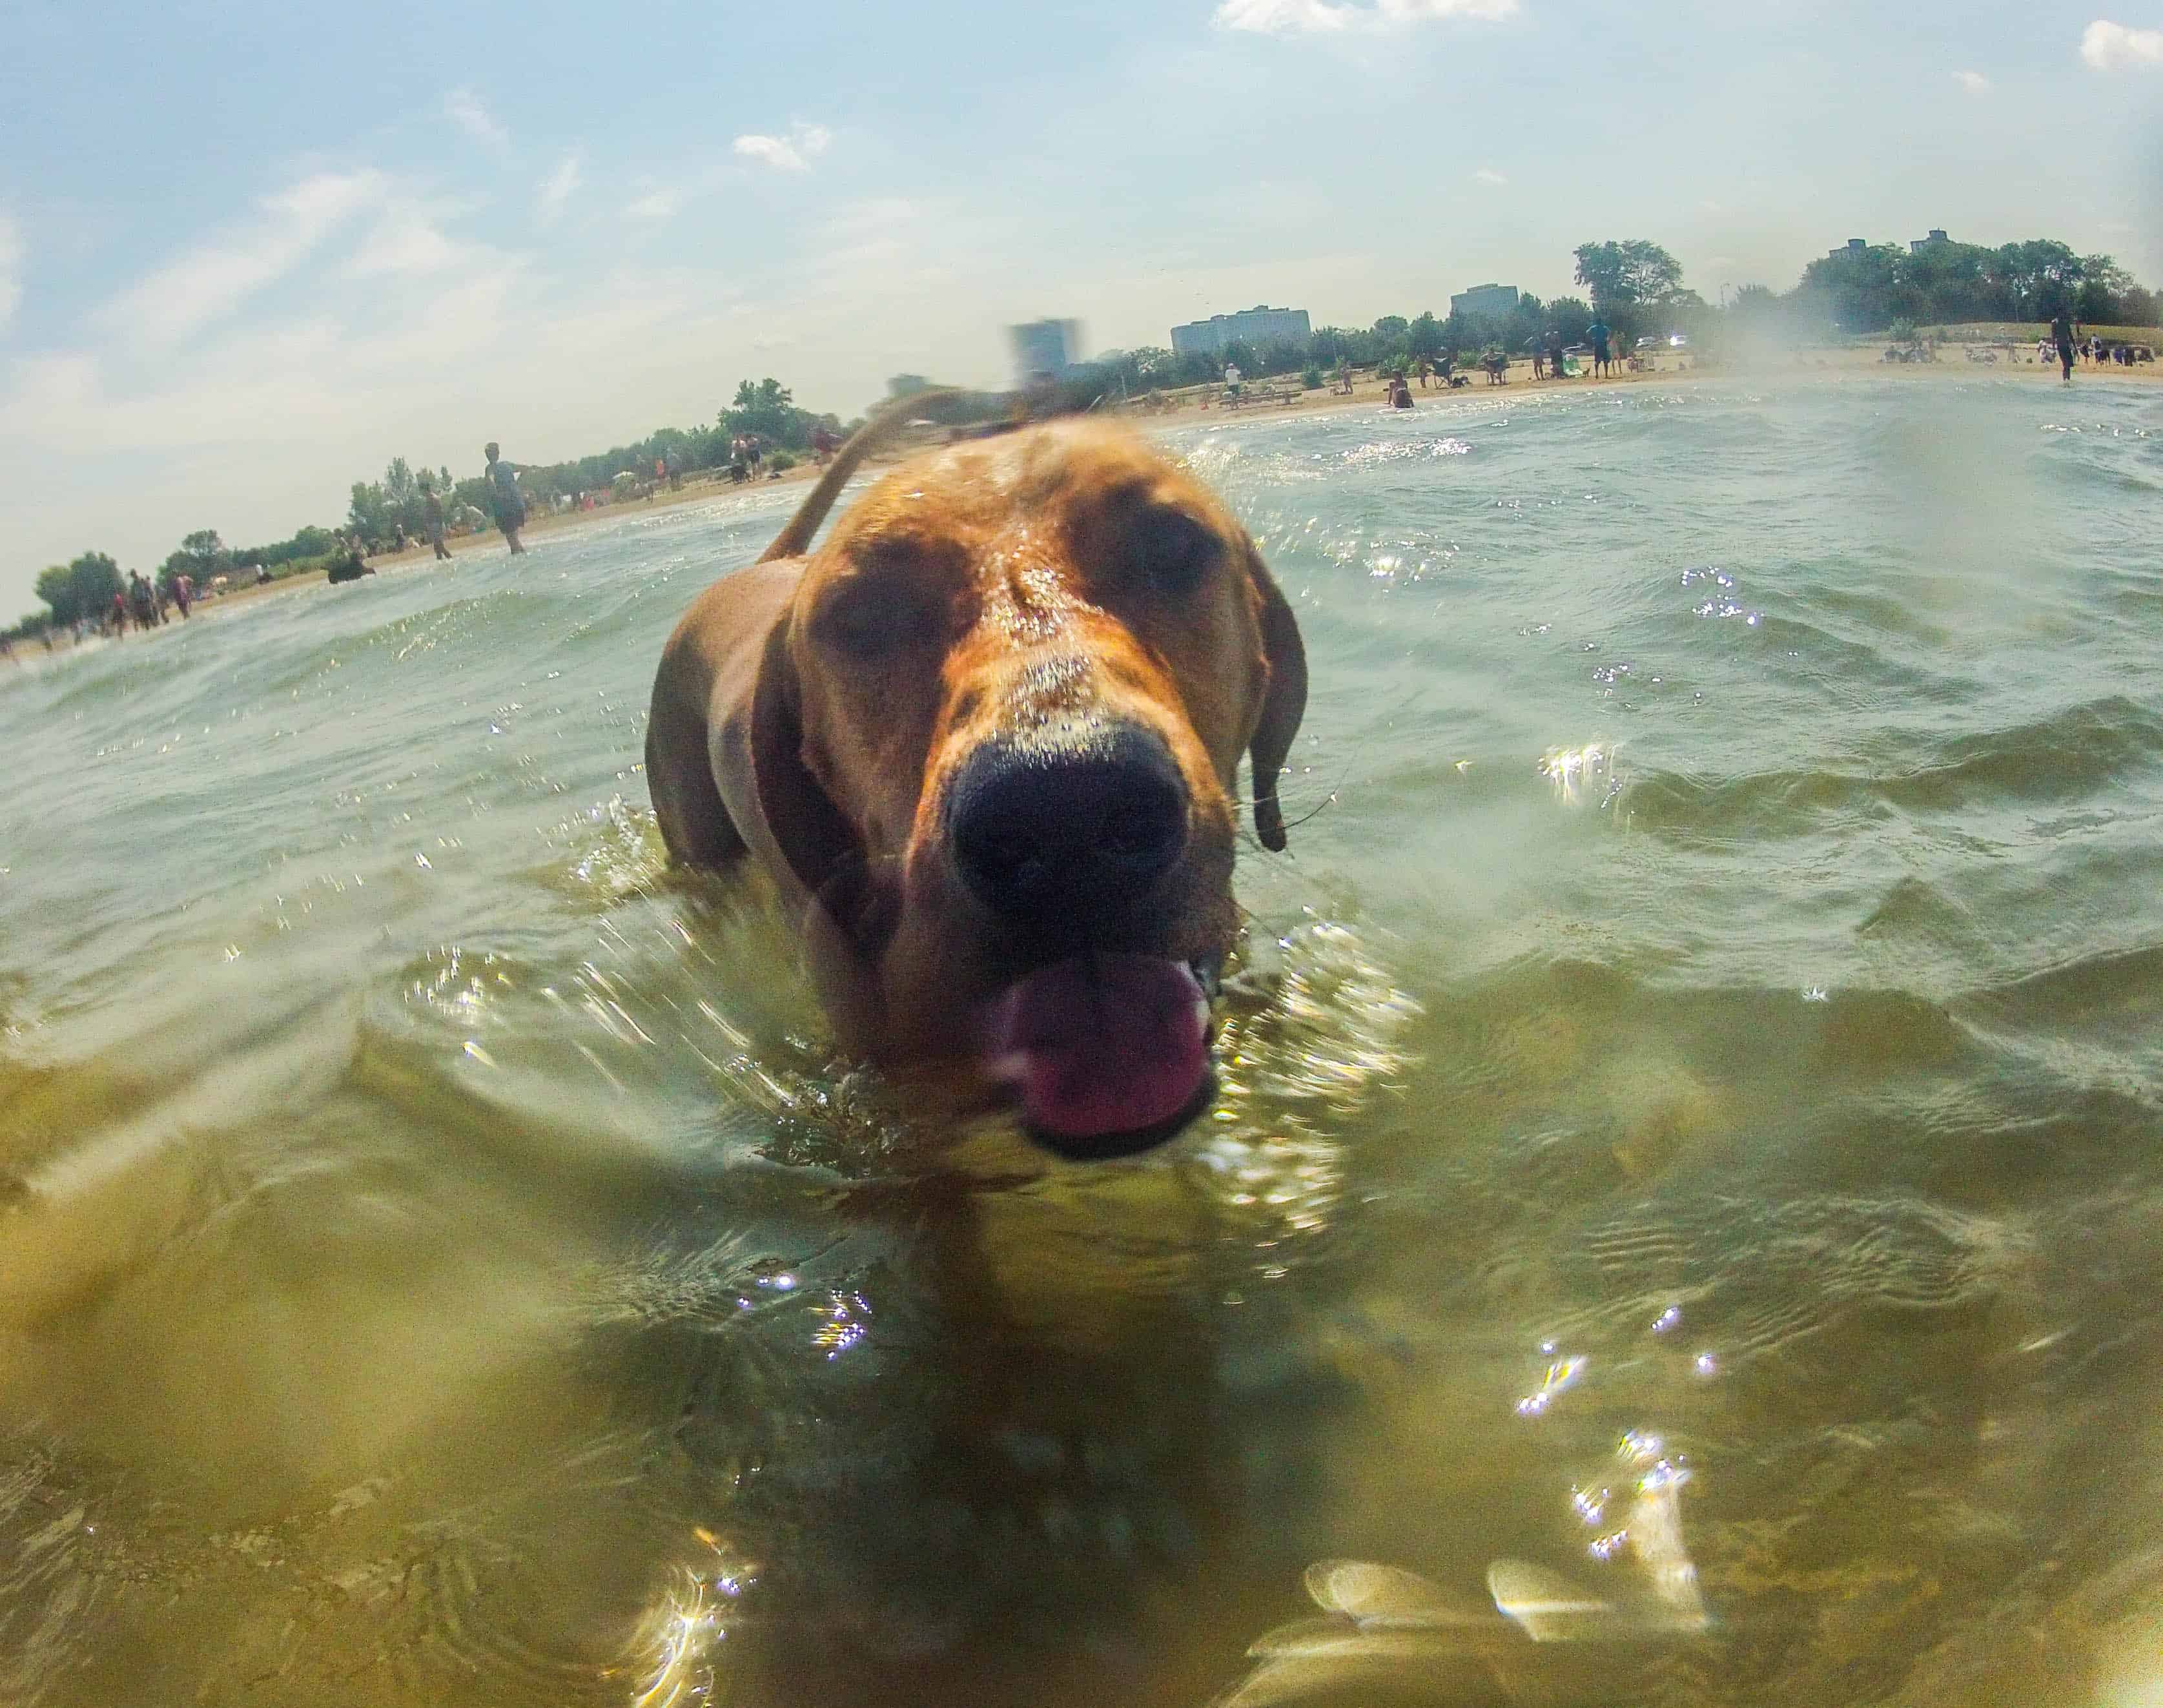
[732, 121, 835, 172]
[443, 87, 509, 148]
[345, 212, 461, 278]
[0, 214, 21, 332]
[2081, 19, 2163, 68]
[1215, 0, 1517, 34]
[1953, 68, 1993, 94]
[537, 152, 583, 225]
[626, 189, 681, 220]
[94, 170, 387, 347]
[1472, 167, 1508, 185]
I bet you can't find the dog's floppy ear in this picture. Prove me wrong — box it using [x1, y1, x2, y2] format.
[1243, 541, 1308, 852]
[749, 610, 866, 921]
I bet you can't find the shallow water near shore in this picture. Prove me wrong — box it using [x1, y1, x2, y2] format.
[3, 375, 2161, 1707]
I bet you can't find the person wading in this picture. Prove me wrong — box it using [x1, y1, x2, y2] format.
[2050, 307, 2078, 382]
[422, 477, 453, 561]
[484, 442, 528, 554]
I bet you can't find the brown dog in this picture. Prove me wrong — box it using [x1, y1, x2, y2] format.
[646, 400, 1306, 1158]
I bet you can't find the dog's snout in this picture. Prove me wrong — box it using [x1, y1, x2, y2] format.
[949, 726, 1188, 924]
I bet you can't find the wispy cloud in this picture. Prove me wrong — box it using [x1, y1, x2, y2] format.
[732, 121, 834, 172]
[1472, 167, 1508, 185]
[94, 170, 387, 347]
[443, 87, 509, 149]
[626, 189, 681, 220]
[2080, 19, 2163, 68]
[537, 152, 583, 225]
[1215, 0, 1517, 35]
[345, 211, 462, 278]
[1953, 68, 1993, 94]
[0, 214, 21, 333]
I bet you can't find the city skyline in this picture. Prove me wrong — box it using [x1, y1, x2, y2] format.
[5, 0, 2161, 612]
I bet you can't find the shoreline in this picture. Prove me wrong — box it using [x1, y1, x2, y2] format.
[12, 344, 2154, 656]
[342, 342, 2163, 571]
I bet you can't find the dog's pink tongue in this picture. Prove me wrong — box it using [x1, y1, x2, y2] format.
[985, 955, 1210, 1146]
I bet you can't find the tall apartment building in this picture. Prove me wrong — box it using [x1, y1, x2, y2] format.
[1009, 319, 1082, 384]
[1169, 305, 1313, 358]
[1449, 283, 1520, 318]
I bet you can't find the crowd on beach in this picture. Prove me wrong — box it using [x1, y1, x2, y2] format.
[1213, 312, 1630, 413]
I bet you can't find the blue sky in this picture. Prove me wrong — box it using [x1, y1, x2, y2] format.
[4, 0, 2160, 615]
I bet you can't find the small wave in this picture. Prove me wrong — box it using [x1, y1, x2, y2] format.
[1622, 695, 2163, 841]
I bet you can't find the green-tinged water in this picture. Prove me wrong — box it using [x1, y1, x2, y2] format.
[3, 376, 2160, 1707]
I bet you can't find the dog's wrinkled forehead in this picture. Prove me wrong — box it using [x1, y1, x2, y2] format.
[823, 419, 1213, 577]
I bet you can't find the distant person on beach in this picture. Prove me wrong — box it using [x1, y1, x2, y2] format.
[1387, 374, 1415, 409]
[421, 478, 452, 560]
[174, 573, 193, 619]
[1335, 357, 1353, 395]
[1546, 328, 1567, 380]
[1586, 316, 1613, 377]
[1528, 338, 1546, 381]
[1222, 361, 1242, 400]
[484, 442, 528, 553]
[2050, 309, 2077, 381]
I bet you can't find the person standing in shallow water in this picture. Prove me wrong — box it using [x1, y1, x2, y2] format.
[421, 477, 453, 561]
[2050, 308, 2077, 382]
[484, 442, 528, 554]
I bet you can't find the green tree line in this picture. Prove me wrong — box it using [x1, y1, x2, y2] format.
[1044, 232, 2157, 407]
[1787, 237, 2150, 334]
[12, 378, 851, 634]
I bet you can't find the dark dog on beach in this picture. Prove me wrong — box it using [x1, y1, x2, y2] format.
[645, 398, 1306, 1159]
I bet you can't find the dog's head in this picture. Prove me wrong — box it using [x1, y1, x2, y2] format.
[748, 418, 1305, 1158]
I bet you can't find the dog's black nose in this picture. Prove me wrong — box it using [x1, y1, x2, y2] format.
[948, 726, 1189, 925]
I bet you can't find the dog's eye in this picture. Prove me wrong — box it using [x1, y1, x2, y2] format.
[1133, 511, 1218, 595]
[814, 586, 940, 658]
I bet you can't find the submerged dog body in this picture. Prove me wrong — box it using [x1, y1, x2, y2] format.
[646, 406, 1306, 1157]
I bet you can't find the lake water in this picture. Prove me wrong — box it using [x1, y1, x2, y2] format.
[3, 376, 2160, 1707]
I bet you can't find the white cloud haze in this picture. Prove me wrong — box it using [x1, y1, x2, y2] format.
[92, 170, 387, 347]
[732, 123, 834, 173]
[1215, 0, 1517, 34]
[1953, 69, 1993, 94]
[443, 87, 510, 148]
[2080, 19, 2163, 68]
[0, 215, 21, 333]
[537, 152, 583, 225]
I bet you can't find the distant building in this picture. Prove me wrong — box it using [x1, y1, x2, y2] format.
[1008, 319, 1082, 385]
[887, 373, 934, 399]
[1829, 238, 1870, 256]
[1169, 304, 1313, 358]
[1910, 228, 1954, 253]
[1449, 282, 1520, 319]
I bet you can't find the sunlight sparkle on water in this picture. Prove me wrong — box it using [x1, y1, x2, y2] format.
[1539, 742, 1615, 805]
[1516, 1354, 1587, 1417]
